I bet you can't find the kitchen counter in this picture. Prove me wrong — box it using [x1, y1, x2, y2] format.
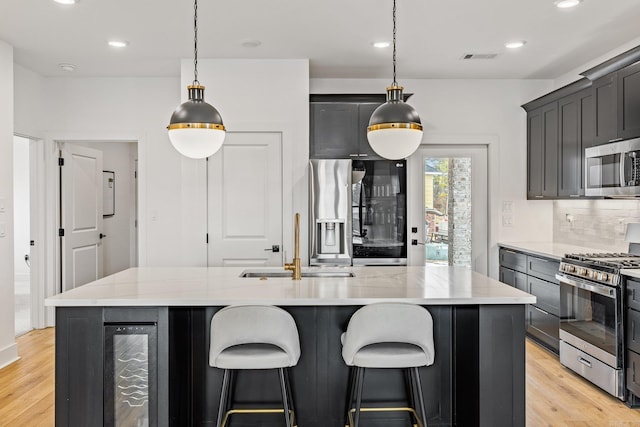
[50, 266, 529, 427]
[498, 241, 608, 260]
[45, 265, 535, 307]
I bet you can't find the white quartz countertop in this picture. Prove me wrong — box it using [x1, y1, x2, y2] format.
[622, 270, 640, 280]
[498, 242, 608, 261]
[45, 266, 535, 307]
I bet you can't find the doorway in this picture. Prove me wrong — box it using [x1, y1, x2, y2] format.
[412, 145, 489, 274]
[13, 135, 32, 336]
[59, 141, 139, 289]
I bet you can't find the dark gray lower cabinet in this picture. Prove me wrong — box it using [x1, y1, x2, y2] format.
[499, 247, 561, 354]
[628, 279, 640, 404]
[55, 305, 525, 427]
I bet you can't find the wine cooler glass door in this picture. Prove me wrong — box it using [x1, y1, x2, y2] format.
[105, 324, 157, 427]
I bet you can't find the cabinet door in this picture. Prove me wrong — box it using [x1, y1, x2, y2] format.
[499, 267, 528, 292]
[527, 305, 559, 353]
[618, 61, 640, 140]
[527, 102, 558, 199]
[628, 279, 640, 312]
[310, 103, 359, 158]
[558, 94, 581, 197]
[628, 309, 640, 354]
[527, 107, 544, 198]
[528, 276, 560, 316]
[592, 74, 619, 145]
[356, 103, 383, 159]
[527, 255, 560, 284]
[580, 90, 595, 191]
[499, 248, 527, 273]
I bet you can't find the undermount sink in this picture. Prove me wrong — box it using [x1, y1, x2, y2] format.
[240, 269, 355, 278]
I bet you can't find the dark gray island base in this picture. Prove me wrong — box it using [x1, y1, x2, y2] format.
[55, 304, 525, 427]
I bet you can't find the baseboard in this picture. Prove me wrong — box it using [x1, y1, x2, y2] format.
[0, 341, 20, 370]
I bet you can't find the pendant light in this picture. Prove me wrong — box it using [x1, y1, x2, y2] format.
[367, 0, 423, 160]
[167, 0, 225, 159]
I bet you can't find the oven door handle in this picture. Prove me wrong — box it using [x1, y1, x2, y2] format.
[555, 274, 616, 298]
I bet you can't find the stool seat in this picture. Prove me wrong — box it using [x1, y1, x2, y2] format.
[213, 343, 292, 370]
[352, 343, 430, 368]
[209, 305, 300, 427]
[341, 303, 435, 427]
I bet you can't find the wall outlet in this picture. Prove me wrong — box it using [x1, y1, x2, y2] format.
[0, 223, 5, 237]
[502, 201, 513, 214]
[502, 215, 513, 227]
[0, 197, 5, 213]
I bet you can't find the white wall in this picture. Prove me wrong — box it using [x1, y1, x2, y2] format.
[13, 64, 45, 139]
[41, 77, 198, 268]
[0, 40, 17, 368]
[191, 59, 310, 264]
[311, 78, 554, 277]
[13, 136, 30, 278]
[73, 141, 136, 276]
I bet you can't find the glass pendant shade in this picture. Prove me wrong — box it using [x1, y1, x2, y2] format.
[367, 85, 423, 160]
[168, 84, 226, 159]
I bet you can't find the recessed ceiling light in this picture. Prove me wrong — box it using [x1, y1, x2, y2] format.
[505, 40, 527, 49]
[58, 63, 76, 72]
[53, 0, 77, 4]
[108, 40, 129, 48]
[241, 40, 262, 48]
[554, 0, 582, 9]
[372, 41, 391, 49]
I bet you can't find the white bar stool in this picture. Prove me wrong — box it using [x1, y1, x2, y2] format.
[341, 303, 435, 427]
[209, 305, 300, 427]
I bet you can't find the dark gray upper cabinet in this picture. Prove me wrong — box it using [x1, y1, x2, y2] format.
[527, 102, 558, 199]
[310, 102, 359, 158]
[618, 61, 640, 140]
[592, 74, 619, 145]
[310, 100, 384, 160]
[558, 88, 594, 198]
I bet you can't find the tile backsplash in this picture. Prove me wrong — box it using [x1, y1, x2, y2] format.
[554, 200, 640, 252]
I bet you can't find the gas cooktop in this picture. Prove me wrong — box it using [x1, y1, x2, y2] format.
[559, 252, 640, 287]
[564, 253, 640, 269]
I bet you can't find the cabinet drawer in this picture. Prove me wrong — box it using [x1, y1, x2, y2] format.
[528, 276, 560, 316]
[527, 256, 560, 284]
[528, 305, 559, 353]
[628, 350, 640, 397]
[627, 309, 640, 354]
[499, 267, 528, 292]
[628, 280, 640, 312]
[499, 248, 527, 273]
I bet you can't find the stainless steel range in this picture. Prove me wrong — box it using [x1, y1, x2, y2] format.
[556, 253, 640, 400]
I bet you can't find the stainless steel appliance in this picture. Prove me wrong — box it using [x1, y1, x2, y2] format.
[104, 324, 157, 427]
[585, 137, 640, 197]
[556, 253, 640, 400]
[352, 160, 407, 265]
[309, 159, 352, 265]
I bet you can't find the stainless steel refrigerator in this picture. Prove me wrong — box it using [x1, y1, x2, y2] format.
[352, 159, 407, 265]
[309, 158, 407, 266]
[309, 159, 353, 265]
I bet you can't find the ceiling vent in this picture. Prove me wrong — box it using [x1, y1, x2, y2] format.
[461, 53, 498, 60]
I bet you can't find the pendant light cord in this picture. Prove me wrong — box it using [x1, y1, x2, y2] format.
[392, 0, 397, 86]
[193, 0, 199, 85]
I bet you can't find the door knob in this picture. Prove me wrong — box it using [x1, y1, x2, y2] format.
[264, 245, 280, 253]
[100, 233, 107, 239]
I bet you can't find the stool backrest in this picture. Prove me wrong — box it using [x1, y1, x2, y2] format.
[210, 305, 301, 366]
[342, 303, 435, 366]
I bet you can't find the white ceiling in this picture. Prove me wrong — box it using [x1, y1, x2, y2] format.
[1, 0, 640, 80]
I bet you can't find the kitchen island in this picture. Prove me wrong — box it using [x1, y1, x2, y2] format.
[46, 266, 535, 427]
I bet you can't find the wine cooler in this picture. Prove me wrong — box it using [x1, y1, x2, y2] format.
[105, 324, 158, 427]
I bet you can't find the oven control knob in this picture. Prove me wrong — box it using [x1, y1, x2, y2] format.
[569, 265, 577, 273]
[601, 273, 609, 282]
[580, 268, 587, 276]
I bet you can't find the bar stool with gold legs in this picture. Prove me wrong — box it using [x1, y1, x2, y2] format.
[341, 303, 435, 427]
[209, 305, 300, 427]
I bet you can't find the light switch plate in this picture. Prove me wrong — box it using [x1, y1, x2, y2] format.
[502, 201, 513, 214]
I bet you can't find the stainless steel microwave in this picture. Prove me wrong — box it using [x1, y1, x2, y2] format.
[585, 137, 640, 197]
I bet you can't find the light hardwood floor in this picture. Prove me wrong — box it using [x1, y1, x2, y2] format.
[2, 328, 640, 426]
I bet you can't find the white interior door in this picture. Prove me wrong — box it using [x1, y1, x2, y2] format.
[61, 144, 104, 291]
[410, 145, 489, 274]
[207, 132, 283, 266]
